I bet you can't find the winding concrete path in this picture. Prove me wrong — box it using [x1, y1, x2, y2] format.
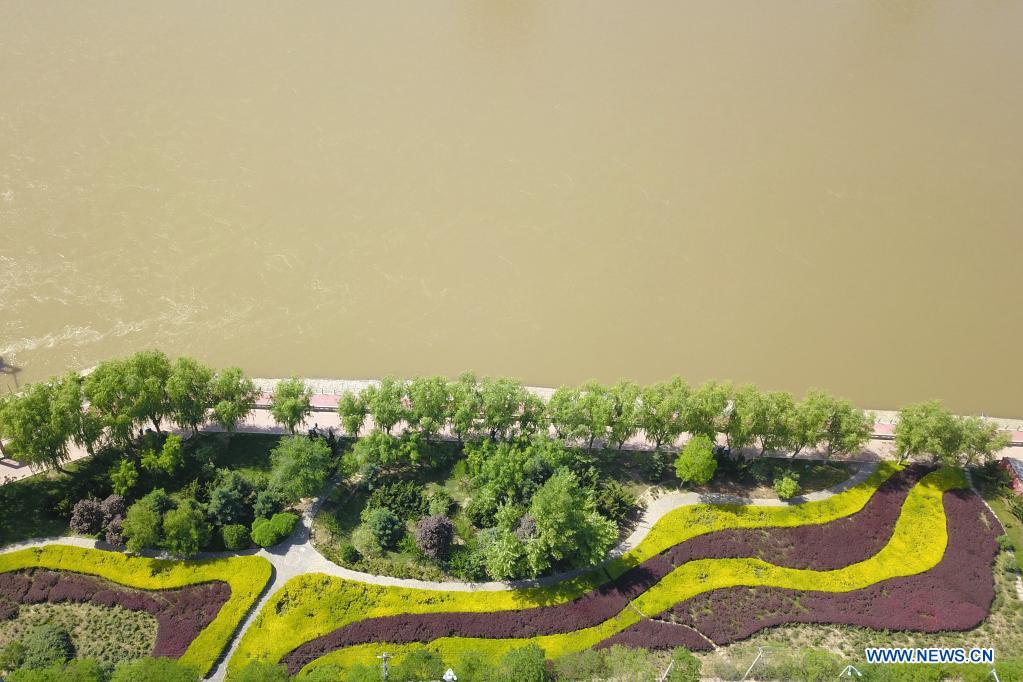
[0, 460, 877, 680]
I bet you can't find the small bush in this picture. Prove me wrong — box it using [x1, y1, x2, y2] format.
[252, 485, 286, 519]
[69, 499, 105, 535]
[360, 507, 403, 549]
[391, 649, 445, 682]
[222, 524, 252, 550]
[337, 543, 361, 563]
[20, 624, 75, 670]
[774, 474, 801, 500]
[675, 435, 717, 485]
[414, 515, 454, 560]
[251, 512, 299, 547]
[104, 515, 126, 546]
[350, 525, 383, 558]
[100, 494, 126, 522]
[1007, 495, 1023, 523]
[428, 488, 456, 516]
[447, 546, 487, 581]
[595, 480, 638, 523]
[498, 644, 547, 681]
[464, 487, 499, 527]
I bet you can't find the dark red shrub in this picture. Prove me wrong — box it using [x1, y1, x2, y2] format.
[594, 618, 713, 651]
[414, 515, 454, 560]
[69, 499, 105, 535]
[101, 495, 127, 523]
[105, 515, 126, 546]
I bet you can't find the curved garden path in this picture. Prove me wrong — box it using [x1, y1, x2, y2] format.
[0, 461, 877, 680]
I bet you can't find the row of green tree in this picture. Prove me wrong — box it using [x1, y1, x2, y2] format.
[0, 351, 1011, 471]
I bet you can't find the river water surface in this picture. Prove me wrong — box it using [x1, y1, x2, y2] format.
[2, 2, 1022, 415]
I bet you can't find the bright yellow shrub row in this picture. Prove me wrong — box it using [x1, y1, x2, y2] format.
[297, 467, 963, 675]
[229, 463, 901, 674]
[0, 545, 272, 676]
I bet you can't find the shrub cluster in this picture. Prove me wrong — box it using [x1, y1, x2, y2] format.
[250, 513, 299, 548]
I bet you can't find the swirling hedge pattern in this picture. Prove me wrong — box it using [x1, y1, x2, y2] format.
[280, 466, 928, 673]
[230, 465, 996, 677]
[232, 463, 903, 676]
[661, 487, 999, 644]
[0, 546, 271, 676]
[0, 569, 230, 658]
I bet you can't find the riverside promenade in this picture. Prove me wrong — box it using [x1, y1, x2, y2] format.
[2, 377, 1022, 483]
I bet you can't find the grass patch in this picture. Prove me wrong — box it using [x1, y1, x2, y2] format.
[0, 545, 271, 677]
[0, 602, 156, 672]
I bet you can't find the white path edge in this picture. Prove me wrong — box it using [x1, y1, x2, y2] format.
[1, 460, 878, 680]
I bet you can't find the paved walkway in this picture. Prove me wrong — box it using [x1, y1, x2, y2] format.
[1, 460, 878, 680]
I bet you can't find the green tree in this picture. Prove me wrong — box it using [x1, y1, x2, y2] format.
[683, 380, 731, 441]
[337, 391, 368, 437]
[821, 397, 873, 459]
[638, 378, 690, 450]
[525, 468, 617, 575]
[479, 377, 526, 442]
[128, 350, 173, 435]
[207, 471, 254, 526]
[84, 350, 172, 442]
[518, 391, 548, 439]
[51, 373, 103, 457]
[269, 378, 311, 434]
[110, 459, 138, 497]
[364, 377, 406, 434]
[109, 657, 199, 682]
[447, 371, 482, 443]
[894, 400, 964, 464]
[0, 382, 72, 471]
[577, 381, 613, 450]
[122, 489, 172, 553]
[166, 356, 214, 435]
[161, 498, 211, 557]
[406, 376, 449, 442]
[755, 391, 796, 455]
[269, 436, 332, 501]
[547, 386, 586, 443]
[140, 434, 183, 475]
[725, 384, 761, 453]
[787, 389, 832, 457]
[210, 367, 258, 434]
[482, 528, 528, 581]
[607, 380, 641, 450]
[675, 434, 717, 485]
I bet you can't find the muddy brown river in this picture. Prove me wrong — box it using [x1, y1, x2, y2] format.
[2, 2, 1021, 415]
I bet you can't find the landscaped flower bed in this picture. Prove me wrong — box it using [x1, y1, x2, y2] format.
[0, 569, 230, 658]
[276, 466, 928, 673]
[665, 487, 1000, 644]
[0, 546, 271, 676]
[231, 465, 981, 678]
